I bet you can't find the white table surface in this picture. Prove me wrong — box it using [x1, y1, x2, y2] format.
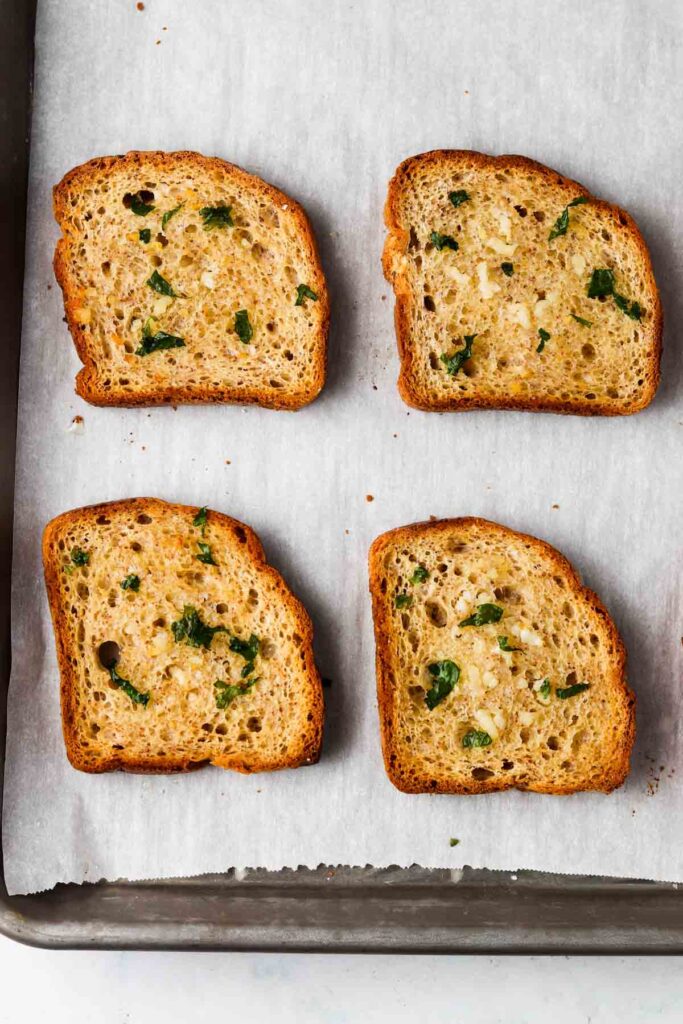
[1, 937, 682, 1021]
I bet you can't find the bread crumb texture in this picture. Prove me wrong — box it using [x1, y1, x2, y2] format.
[369, 518, 634, 794]
[383, 151, 662, 414]
[53, 151, 329, 408]
[43, 498, 323, 773]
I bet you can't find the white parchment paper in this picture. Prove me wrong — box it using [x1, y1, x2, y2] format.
[3, 0, 683, 895]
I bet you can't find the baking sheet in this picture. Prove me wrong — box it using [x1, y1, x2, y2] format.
[3, 0, 682, 896]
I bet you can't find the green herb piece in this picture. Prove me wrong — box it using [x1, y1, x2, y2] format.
[440, 333, 477, 376]
[556, 682, 590, 700]
[570, 313, 592, 327]
[462, 728, 492, 748]
[171, 605, 229, 649]
[501, 262, 514, 277]
[200, 204, 233, 230]
[147, 269, 178, 297]
[126, 190, 155, 216]
[193, 506, 208, 535]
[214, 678, 256, 710]
[161, 202, 184, 229]
[430, 230, 459, 252]
[295, 283, 318, 306]
[70, 546, 89, 567]
[139, 228, 151, 243]
[539, 679, 552, 699]
[135, 320, 185, 356]
[548, 195, 588, 241]
[120, 574, 140, 592]
[425, 659, 461, 710]
[613, 293, 643, 320]
[196, 542, 217, 565]
[234, 309, 253, 343]
[449, 837, 460, 847]
[587, 269, 643, 319]
[395, 593, 413, 609]
[448, 190, 470, 208]
[109, 664, 149, 706]
[459, 603, 503, 627]
[587, 268, 615, 298]
[410, 565, 429, 585]
[229, 633, 261, 677]
[497, 635, 521, 652]
[537, 327, 550, 353]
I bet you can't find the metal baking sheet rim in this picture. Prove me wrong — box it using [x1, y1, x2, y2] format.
[1, 0, 683, 953]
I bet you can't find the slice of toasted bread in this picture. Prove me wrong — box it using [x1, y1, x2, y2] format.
[43, 498, 323, 773]
[369, 518, 634, 795]
[383, 150, 662, 415]
[53, 151, 329, 409]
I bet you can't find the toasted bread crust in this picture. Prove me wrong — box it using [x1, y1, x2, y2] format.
[383, 150, 663, 415]
[43, 498, 324, 774]
[369, 517, 635, 795]
[53, 151, 329, 409]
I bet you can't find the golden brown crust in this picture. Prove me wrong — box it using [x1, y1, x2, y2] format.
[43, 497, 324, 774]
[369, 517, 635, 795]
[383, 150, 663, 416]
[53, 151, 329, 410]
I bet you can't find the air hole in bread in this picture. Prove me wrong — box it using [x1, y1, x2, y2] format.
[260, 639, 276, 659]
[136, 513, 152, 525]
[425, 600, 447, 627]
[423, 295, 436, 312]
[547, 736, 560, 751]
[501, 759, 514, 770]
[131, 541, 142, 552]
[234, 527, 246, 544]
[97, 640, 120, 669]
[247, 717, 262, 732]
[472, 767, 494, 781]
[122, 189, 154, 208]
[532, 210, 545, 222]
[215, 723, 228, 736]
[565, 671, 577, 686]
[153, 617, 165, 628]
